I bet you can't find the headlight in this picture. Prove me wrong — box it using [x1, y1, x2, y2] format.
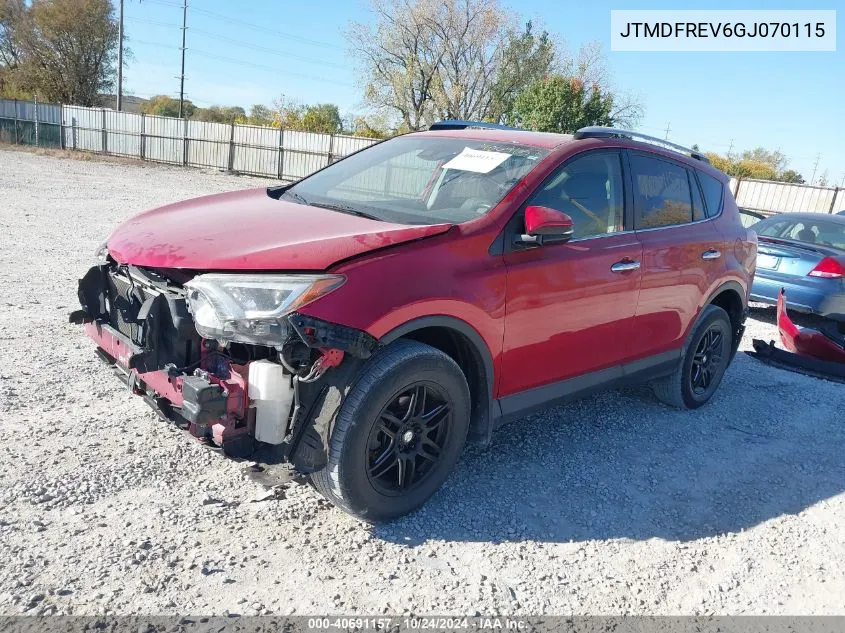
[94, 240, 110, 263]
[184, 273, 345, 346]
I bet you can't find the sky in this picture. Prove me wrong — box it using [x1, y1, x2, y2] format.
[122, 0, 844, 185]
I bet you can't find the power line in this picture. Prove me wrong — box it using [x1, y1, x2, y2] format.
[124, 17, 350, 70]
[125, 16, 181, 28]
[192, 49, 355, 87]
[189, 27, 348, 69]
[128, 39, 354, 87]
[188, 6, 344, 51]
[131, 38, 180, 49]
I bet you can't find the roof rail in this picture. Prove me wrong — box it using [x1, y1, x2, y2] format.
[429, 120, 521, 132]
[573, 126, 710, 164]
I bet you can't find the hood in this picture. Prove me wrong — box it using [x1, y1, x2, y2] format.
[107, 188, 453, 270]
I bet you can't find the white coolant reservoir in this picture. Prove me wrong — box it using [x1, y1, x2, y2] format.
[248, 360, 294, 445]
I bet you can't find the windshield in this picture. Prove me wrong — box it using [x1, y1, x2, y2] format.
[282, 136, 549, 225]
[755, 216, 845, 251]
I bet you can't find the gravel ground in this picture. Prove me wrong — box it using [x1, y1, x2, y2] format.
[1, 148, 844, 617]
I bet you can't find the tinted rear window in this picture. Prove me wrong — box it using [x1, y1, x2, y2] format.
[698, 172, 724, 218]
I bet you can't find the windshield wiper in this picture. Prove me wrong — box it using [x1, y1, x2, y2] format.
[308, 202, 382, 221]
[283, 190, 311, 206]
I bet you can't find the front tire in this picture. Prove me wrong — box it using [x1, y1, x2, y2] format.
[650, 304, 733, 409]
[309, 339, 470, 522]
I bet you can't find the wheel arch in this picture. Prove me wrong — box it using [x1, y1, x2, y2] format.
[705, 281, 747, 358]
[380, 316, 498, 444]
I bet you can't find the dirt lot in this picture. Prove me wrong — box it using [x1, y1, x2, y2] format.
[1, 148, 843, 616]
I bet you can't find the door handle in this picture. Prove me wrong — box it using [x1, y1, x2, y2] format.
[701, 249, 722, 260]
[610, 259, 641, 272]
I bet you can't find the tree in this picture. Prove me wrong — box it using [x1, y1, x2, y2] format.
[350, 116, 389, 138]
[347, 0, 559, 129]
[347, 0, 445, 130]
[705, 147, 808, 183]
[192, 105, 245, 123]
[0, 0, 26, 96]
[507, 75, 614, 133]
[300, 103, 342, 134]
[704, 152, 777, 180]
[779, 169, 805, 184]
[558, 41, 642, 127]
[141, 95, 194, 118]
[487, 21, 555, 122]
[244, 104, 275, 126]
[739, 147, 787, 175]
[1, 0, 119, 105]
[348, 0, 640, 130]
[272, 96, 305, 129]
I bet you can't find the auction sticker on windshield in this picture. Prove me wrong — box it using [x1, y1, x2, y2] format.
[443, 147, 511, 173]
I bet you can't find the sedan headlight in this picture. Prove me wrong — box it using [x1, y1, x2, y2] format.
[184, 274, 345, 346]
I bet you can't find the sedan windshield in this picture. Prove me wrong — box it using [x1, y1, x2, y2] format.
[281, 136, 549, 225]
[755, 217, 845, 251]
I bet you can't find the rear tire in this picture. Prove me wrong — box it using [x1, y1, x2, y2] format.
[309, 339, 470, 522]
[650, 304, 733, 409]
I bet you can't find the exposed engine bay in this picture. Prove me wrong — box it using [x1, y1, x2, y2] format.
[70, 262, 377, 472]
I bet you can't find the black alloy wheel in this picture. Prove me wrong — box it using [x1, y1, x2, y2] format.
[689, 325, 725, 395]
[366, 383, 452, 495]
[308, 339, 470, 522]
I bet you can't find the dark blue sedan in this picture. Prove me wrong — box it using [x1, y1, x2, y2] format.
[751, 213, 845, 322]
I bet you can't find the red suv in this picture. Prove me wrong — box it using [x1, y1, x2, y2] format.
[72, 123, 757, 521]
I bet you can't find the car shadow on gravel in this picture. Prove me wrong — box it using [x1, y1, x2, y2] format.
[373, 352, 845, 545]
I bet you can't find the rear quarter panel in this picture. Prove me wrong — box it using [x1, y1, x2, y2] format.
[713, 186, 757, 309]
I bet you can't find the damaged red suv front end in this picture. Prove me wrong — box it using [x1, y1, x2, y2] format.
[69, 186, 444, 468]
[69, 262, 366, 464]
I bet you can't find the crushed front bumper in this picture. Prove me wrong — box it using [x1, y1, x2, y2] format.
[80, 317, 255, 456]
[71, 262, 377, 468]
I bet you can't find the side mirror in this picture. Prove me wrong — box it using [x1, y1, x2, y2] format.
[516, 205, 574, 247]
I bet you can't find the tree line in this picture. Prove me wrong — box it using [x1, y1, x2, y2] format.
[0, 0, 815, 185]
[1, 0, 642, 136]
[703, 147, 806, 184]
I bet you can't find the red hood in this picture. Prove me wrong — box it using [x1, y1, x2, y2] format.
[107, 188, 453, 270]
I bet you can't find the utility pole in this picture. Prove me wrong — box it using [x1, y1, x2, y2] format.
[664, 122, 671, 140]
[178, 0, 187, 118]
[117, 0, 124, 111]
[727, 138, 734, 158]
[839, 171, 845, 188]
[810, 153, 821, 185]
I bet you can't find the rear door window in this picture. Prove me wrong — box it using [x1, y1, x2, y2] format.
[689, 171, 706, 221]
[630, 154, 693, 229]
[698, 172, 725, 218]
